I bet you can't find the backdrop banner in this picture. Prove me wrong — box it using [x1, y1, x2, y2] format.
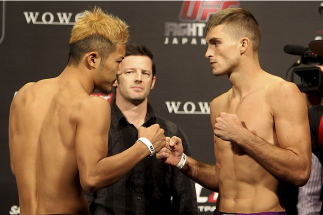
[1, 1, 322, 214]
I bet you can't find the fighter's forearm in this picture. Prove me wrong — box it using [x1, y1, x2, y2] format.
[80, 141, 150, 192]
[235, 129, 310, 186]
[181, 156, 219, 192]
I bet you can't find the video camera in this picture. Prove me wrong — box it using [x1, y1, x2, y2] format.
[284, 44, 323, 93]
[284, 3, 323, 94]
[290, 66, 322, 92]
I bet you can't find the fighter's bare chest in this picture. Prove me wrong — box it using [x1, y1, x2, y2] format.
[221, 92, 273, 134]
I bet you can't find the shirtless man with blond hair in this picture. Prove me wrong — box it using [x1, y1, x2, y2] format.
[9, 7, 165, 215]
[157, 7, 311, 215]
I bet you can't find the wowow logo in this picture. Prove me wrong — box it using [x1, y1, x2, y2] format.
[164, 0, 239, 45]
[23, 11, 84, 25]
[166, 101, 210, 114]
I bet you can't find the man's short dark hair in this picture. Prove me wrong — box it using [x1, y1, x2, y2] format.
[125, 44, 156, 77]
[207, 8, 261, 52]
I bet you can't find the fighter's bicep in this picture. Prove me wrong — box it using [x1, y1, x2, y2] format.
[74, 98, 111, 172]
[271, 83, 310, 151]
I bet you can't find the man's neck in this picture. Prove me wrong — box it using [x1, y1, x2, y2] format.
[115, 96, 148, 129]
[229, 60, 265, 99]
[59, 65, 95, 95]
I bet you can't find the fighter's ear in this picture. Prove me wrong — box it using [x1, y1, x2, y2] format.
[239, 37, 250, 55]
[86, 51, 100, 69]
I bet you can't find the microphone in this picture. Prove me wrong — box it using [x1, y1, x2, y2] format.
[284, 44, 308, 55]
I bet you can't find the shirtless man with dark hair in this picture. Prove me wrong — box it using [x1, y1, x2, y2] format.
[9, 7, 165, 215]
[157, 7, 311, 215]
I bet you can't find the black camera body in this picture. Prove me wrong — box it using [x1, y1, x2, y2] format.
[284, 44, 323, 93]
[291, 66, 323, 92]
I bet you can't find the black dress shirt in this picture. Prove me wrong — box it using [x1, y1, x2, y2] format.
[84, 100, 198, 215]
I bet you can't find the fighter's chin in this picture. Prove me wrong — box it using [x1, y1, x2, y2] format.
[212, 71, 222, 77]
[212, 69, 227, 77]
[97, 86, 112, 94]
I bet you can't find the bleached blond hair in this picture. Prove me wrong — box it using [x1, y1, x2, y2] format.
[68, 7, 129, 65]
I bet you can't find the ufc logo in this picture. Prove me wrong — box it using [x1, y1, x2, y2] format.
[179, 0, 239, 22]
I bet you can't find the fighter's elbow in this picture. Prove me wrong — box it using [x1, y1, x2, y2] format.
[81, 176, 100, 193]
[292, 166, 311, 187]
[293, 174, 309, 187]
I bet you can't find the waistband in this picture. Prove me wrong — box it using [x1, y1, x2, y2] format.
[213, 211, 287, 215]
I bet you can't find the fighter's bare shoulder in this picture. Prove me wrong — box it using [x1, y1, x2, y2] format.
[264, 75, 304, 106]
[10, 82, 38, 110]
[209, 90, 232, 124]
[13, 78, 55, 101]
[210, 90, 232, 113]
[72, 95, 112, 126]
[14, 82, 36, 96]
